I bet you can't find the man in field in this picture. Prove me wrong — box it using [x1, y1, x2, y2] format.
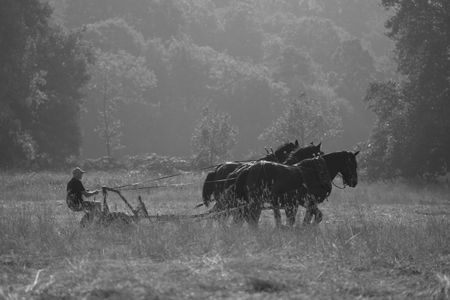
[66, 167, 101, 212]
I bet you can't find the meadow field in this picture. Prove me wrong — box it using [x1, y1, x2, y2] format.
[0, 170, 449, 299]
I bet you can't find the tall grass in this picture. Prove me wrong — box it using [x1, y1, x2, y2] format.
[1, 190, 448, 267]
[0, 171, 449, 298]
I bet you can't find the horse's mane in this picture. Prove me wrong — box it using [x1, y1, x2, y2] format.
[322, 151, 352, 161]
[260, 141, 297, 162]
[285, 143, 320, 164]
[267, 141, 296, 157]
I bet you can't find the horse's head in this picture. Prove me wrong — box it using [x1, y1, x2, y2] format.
[340, 151, 359, 187]
[274, 140, 299, 162]
[262, 140, 299, 162]
[284, 142, 323, 165]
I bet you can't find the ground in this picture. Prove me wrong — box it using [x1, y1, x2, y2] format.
[0, 171, 449, 299]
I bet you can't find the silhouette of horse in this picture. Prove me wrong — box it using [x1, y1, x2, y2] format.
[275, 142, 324, 225]
[214, 142, 323, 226]
[202, 140, 299, 208]
[234, 151, 359, 228]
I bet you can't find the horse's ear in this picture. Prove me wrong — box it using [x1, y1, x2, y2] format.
[354, 151, 360, 156]
[265, 147, 269, 154]
[295, 140, 299, 147]
[317, 142, 322, 149]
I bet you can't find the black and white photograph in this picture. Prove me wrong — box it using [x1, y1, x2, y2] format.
[0, 0, 449, 299]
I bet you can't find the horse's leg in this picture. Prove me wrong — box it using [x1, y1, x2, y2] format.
[213, 201, 230, 228]
[231, 202, 246, 226]
[244, 199, 261, 229]
[213, 189, 220, 205]
[80, 212, 91, 228]
[231, 202, 246, 227]
[313, 207, 323, 224]
[273, 207, 282, 228]
[248, 205, 262, 229]
[222, 186, 236, 224]
[207, 202, 219, 228]
[285, 204, 298, 227]
[232, 208, 245, 227]
[303, 208, 314, 225]
[302, 195, 315, 225]
[202, 172, 216, 207]
[213, 187, 234, 227]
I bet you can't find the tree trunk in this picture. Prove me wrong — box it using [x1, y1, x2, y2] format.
[102, 74, 112, 159]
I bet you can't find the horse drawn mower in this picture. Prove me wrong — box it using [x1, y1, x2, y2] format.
[79, 186, 231, 228]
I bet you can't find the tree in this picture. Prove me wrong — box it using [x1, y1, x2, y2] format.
[259, 92, 341, 146]
[55, 0, 394, 160]
[191, 106, 238, 166]
[0, 0, 92, 167]
[82, 18, 146, 56]
[0, 0, 52, 167]
[86, 50, 156, 158]
[363, 81, 409, 179]
[217, 1, 264, 62]
[331, 39, 378, 148]
[283, 17, 346, 73]
[272, 46, 315, 94]
[364, 0, 450, 178]
[65, 0, 185, 40]
[30, 29, 93, 166]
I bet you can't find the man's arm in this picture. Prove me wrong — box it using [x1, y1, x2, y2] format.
[82, 189, 100, 198]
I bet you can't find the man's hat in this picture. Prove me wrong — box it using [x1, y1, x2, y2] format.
[72, 167, 86, 175]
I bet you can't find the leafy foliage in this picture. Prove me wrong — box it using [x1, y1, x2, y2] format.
[191, 106, 238, 166]
[86, 50, 156, 158]
[0, 0, 92, 168]
[62, 0, 385, 160]
[363, 81, 409, 178]
[364, 0, 450, 179]
[260, 93, 341, 146]
[3, 0, 404, 171]
[65, 0, 185, 40]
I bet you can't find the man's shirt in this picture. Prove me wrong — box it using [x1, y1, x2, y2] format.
[66, 177, 86, 207]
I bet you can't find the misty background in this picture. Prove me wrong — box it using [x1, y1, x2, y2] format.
[2, 0, 449, 180]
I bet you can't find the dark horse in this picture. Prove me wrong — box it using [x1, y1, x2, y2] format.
[234, 151, 359, 227]
[202, 140, 299, 208]
[215, 142, 323, 227]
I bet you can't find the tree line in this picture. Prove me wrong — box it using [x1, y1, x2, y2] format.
[364, 0, 450, 179]
[1, 0, 449, 180]
[0, 0, 92, 167]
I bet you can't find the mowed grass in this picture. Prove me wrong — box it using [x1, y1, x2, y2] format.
[0, 171, 449, 299]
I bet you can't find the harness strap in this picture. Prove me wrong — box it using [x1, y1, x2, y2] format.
[331, 173, 346, 189]
[110, 159, 261, 191]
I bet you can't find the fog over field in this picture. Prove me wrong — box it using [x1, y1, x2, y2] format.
[1, 0, 449, 299]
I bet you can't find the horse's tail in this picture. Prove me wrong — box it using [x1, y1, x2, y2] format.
[202, 171, 216, 207]
[235, 167, 250, 201]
